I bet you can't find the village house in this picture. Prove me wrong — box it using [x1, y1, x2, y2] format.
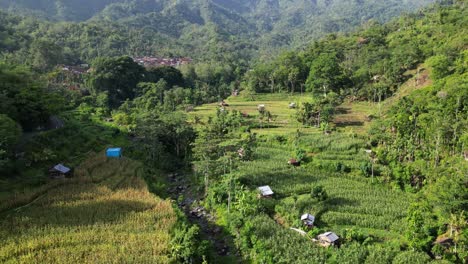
[258, 185, 274, 198]
[133, 56, 192, 68]
[60, 64, 89, 75]
[317, 232, 339, 247]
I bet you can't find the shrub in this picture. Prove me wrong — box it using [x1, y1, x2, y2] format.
[311, 185, 328, 201]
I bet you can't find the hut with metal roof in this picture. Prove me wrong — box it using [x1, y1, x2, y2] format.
[49, 164, 72, 179]
[317, 232, 339, 247]
[301, 213, 315, 227]
[258, 185, 274, 198]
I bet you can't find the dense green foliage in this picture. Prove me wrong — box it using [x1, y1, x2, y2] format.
[0, 0, 466, 263]
[0, 0, 435, 63]
[244, 1, 466, 101]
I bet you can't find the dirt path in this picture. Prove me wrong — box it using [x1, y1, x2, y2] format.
[167, 173, 241, 263]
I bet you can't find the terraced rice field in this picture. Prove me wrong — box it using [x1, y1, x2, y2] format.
[189, 93, 377, 135]
[0, 152, 176, 264]
[237, 135, 411, 243]
[193, 92, 412, 245]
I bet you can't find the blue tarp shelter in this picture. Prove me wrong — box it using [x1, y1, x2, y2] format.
[106, 148, 122, 158]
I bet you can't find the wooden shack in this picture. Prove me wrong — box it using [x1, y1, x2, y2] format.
[288, 158, 300, 167]
[317, 232, 339, 247]
[258, 185, 274, 198]
[301, 213, 315, 228]
[49, 164, 72, 179]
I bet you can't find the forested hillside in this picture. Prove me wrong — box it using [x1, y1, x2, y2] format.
[0, 0, 436, 58]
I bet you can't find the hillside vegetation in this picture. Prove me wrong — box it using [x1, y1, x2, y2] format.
[0, 0, 435, 61]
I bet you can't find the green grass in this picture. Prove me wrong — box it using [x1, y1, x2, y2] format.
[0, 152, 177, 264]
[190, 92, 377, 135]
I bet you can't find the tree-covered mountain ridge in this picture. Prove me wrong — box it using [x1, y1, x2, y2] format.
[0, 0, 436, 54]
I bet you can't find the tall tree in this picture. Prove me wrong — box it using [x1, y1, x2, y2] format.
[306, 52, 346, 95]
[87, 56, 145, 108]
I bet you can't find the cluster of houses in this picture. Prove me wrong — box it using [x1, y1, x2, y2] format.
[60, 64, 90, 75]
[133, 56, 192, 68]
[258, 185, 340, 247]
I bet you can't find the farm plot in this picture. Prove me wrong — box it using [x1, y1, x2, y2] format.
[237, 133, 411, 244]
[0, 153, 176, 264]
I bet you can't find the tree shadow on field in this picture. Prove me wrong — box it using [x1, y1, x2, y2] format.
[335, 107, 350, 115]
[4, 199, 155, 232]
[335, 121, 364, 127]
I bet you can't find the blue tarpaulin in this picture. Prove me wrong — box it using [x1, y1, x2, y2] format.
[106, 148, 122, 158]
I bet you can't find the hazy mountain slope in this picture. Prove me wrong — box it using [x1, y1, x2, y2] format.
[0, 0, 437, 58]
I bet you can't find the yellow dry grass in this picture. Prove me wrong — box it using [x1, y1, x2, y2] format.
[0, 152, 176, 264]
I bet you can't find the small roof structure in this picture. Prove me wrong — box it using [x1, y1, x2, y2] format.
[318, 232, 339, 243]
[52, 164, 71, 174]
[106, 148, 122, 158]
[258, 185, 274, 196]
[301, 213, 315, 222]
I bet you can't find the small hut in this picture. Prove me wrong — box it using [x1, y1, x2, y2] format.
[289, 103, 296, 109]
[219, 100, 229, 107]
[257, 104, 265, 113]
[232, 89, 239, 96]
[288, 158, 300, 167]
[258, 185, 274, 198]
[106, 148, 122, 158]
[49, 164, 72, 179]
[301, 213, 315, 227]
[317, 232, 339, 247]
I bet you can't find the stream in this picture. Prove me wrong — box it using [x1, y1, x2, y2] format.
[167, 172, 241, 262]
